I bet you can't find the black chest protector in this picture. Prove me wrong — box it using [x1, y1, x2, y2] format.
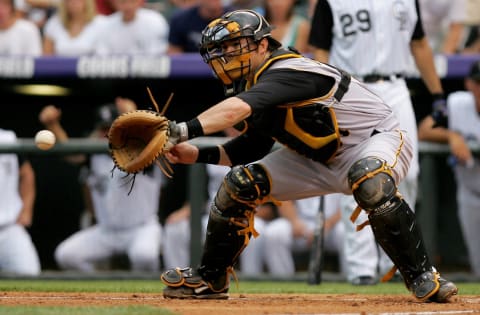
[246, 51, 349, 164]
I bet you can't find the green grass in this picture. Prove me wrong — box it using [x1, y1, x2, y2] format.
[1, 279, 479, 315]
[1, 279, 480, 295]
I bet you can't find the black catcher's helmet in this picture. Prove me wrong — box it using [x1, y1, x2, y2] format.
[200, 9, 281, 93]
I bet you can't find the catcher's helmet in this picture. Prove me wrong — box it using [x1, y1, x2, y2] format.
[200, 9, 281, 90]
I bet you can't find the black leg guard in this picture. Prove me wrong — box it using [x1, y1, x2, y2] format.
[349, 157, 457, 302]
[198, 164, 270, 291]
[368, 196, 432, 288]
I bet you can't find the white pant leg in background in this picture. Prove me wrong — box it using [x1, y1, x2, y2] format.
[239, 217, 267, 276]
[55, 225, 114, 272]
[457, 187, 480, 277]
[127, 220, 162, 272]
[0, 224, 40, 276]
[162, 218, 190, 269]
[341, 194, 379, 281]
[263, 217, 298, 277]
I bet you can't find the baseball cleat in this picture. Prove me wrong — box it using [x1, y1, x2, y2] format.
[163, 284, 229, 300]
[161, 267, 229, 300]
[410, 270, 458, 302]
[428, 276, 458, 303]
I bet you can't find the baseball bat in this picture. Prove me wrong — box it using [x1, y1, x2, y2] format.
[307, 196, 325, 285]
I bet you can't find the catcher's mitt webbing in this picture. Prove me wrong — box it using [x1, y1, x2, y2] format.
[108, 89, 176, 177]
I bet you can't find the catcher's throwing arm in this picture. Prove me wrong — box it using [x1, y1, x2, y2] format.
[307, 196, 325, 285]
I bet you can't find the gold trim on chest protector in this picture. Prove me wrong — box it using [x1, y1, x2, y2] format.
[284, 105, 341, 149]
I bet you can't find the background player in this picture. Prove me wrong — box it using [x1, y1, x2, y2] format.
[308, 0, 446, 285]
[0, 128, 40, 276]
[39, 102, 163, 273]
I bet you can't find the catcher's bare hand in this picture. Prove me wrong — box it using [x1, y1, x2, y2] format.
[166, 142, 199, 164]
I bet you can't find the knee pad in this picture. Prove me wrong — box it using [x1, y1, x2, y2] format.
[348, 157, 397, 211]
[214, 164, 271, 216]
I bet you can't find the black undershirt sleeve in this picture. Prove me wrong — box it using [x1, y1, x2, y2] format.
[222, 129, 275, 166]
[308, 0, 334, 50]
[411, 0, 426, 40]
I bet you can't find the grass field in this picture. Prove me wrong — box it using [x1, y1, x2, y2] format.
[0, 278, 479, 315]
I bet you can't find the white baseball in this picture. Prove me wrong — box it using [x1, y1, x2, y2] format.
[35, 130, 56, 150]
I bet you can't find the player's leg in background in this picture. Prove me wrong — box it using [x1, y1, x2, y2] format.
[162, 218, 190, 270]
[323, 193, 346, 277]
[263, 217, 296, 277]
[239, 216, 267, 276]
[128, 219, 162, 272]
[340, 194, 379, 285]
[0, 224, 40, 275]
[54, 225, 115, 272]
[456, 188, 480, 278]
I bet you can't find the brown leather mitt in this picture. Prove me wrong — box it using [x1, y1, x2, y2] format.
[108, 110, 172, 175]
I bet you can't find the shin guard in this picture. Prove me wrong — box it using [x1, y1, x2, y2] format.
[368, 196, 433, 288]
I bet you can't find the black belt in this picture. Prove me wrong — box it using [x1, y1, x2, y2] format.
[334, 70, 351, 101]
[361, 73, 403, 83]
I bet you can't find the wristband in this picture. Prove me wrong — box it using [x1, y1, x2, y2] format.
[197, 146, 220, 164]
[186, 118, 204, 139]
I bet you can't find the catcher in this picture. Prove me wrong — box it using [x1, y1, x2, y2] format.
[108, 9, 457, 302]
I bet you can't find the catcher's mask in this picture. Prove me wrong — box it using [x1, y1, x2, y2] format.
[200, 9, 281, 94]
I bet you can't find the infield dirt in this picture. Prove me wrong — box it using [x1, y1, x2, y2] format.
[1, 292, 479, 314]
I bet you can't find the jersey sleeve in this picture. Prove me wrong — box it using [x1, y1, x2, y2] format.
[236, 69, 335, 113]
[308, 0, 334, 50]
[222, 129, 275, 166]
[411, 0, 426, 40]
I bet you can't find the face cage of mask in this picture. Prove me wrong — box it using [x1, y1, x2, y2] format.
[203, 37, 259, 84]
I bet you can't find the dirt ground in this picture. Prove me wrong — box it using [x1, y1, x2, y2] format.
[1, 292, 479, 314]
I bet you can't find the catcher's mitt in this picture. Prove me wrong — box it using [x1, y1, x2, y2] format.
[108, 89, 175, 176]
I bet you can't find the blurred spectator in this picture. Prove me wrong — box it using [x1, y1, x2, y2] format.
[39, 101, 164, 273]
[167, 0, 231, 54]
[261, 195, 345, 278]
[43, 0, 106, 56]
[230, 0, 263, 11]
[418, 60, 480, 278]
[95, 0, 115, 15]
[419, 0, 468, 54]
[0, 128, 41, 276]
[0, 0, 42, 55]
[95, 0, 169, 55]
[263, 0, 311, 54]
[463, 26, 480, 54]
[14, 0, 58, 30]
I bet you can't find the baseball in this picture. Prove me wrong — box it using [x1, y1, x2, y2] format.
[35, 130, 56, 150]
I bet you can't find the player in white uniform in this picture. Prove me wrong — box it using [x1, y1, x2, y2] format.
[445, 61, 480, 277]
[0, 0, 42, 55]
[419, 0, 467, 54]
[308, 0, 446, 285]
[0, 129, 41, 276]
[39, 103, 163, 272]
[94, 0, 169, 55]
[262, 194, 345, 277]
